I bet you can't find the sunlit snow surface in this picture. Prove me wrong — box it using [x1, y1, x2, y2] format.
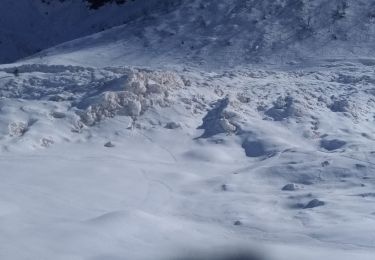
[0, 59, 374, 259]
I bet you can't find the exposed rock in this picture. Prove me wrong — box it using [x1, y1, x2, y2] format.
[282, 183, 300, 191]
[304, 199, 325, 209]
[321, 160, 330, 167]
[165, 122, 181, 129]
[104, 141, 115, 148]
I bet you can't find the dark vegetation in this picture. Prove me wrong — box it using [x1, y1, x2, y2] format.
[86, 0, 130, 9]
[40, 0, 131, 9]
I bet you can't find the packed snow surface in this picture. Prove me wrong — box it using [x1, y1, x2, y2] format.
[1, 0, 375, 259]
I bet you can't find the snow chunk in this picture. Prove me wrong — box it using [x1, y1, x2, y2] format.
[124, 71, 147, 94]
[81, 91, 141, 126]
[219, 118, 237, 133]
[198, 97, 238, 138]
[124, 69, 183, 96]
[80, 69, 183, 126]
[8, 122, 28, 137]
[265, 96, 300, 121]
[41, 137, 54, 148]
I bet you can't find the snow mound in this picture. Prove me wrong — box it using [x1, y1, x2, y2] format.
[80, 69, 184, 125]
[0, 65, 186, 150]
[197, 97, 238, 138]
[265, 96, 302, 121]
[81, 91, 142, 125]
[8, 121, 28, 137]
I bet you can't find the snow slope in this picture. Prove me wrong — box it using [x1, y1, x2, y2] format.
[0, 0, 179, 63]
[0, 60, 375, 259]
[1, 0, 375, 259]
[19, 0, 375, 68]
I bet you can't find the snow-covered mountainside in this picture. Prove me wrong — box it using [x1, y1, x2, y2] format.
[0, 0, 179, 63]
[18, 0, 375, 68]
[3, 0, 375, 65]
[1, 0, 375, 260]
